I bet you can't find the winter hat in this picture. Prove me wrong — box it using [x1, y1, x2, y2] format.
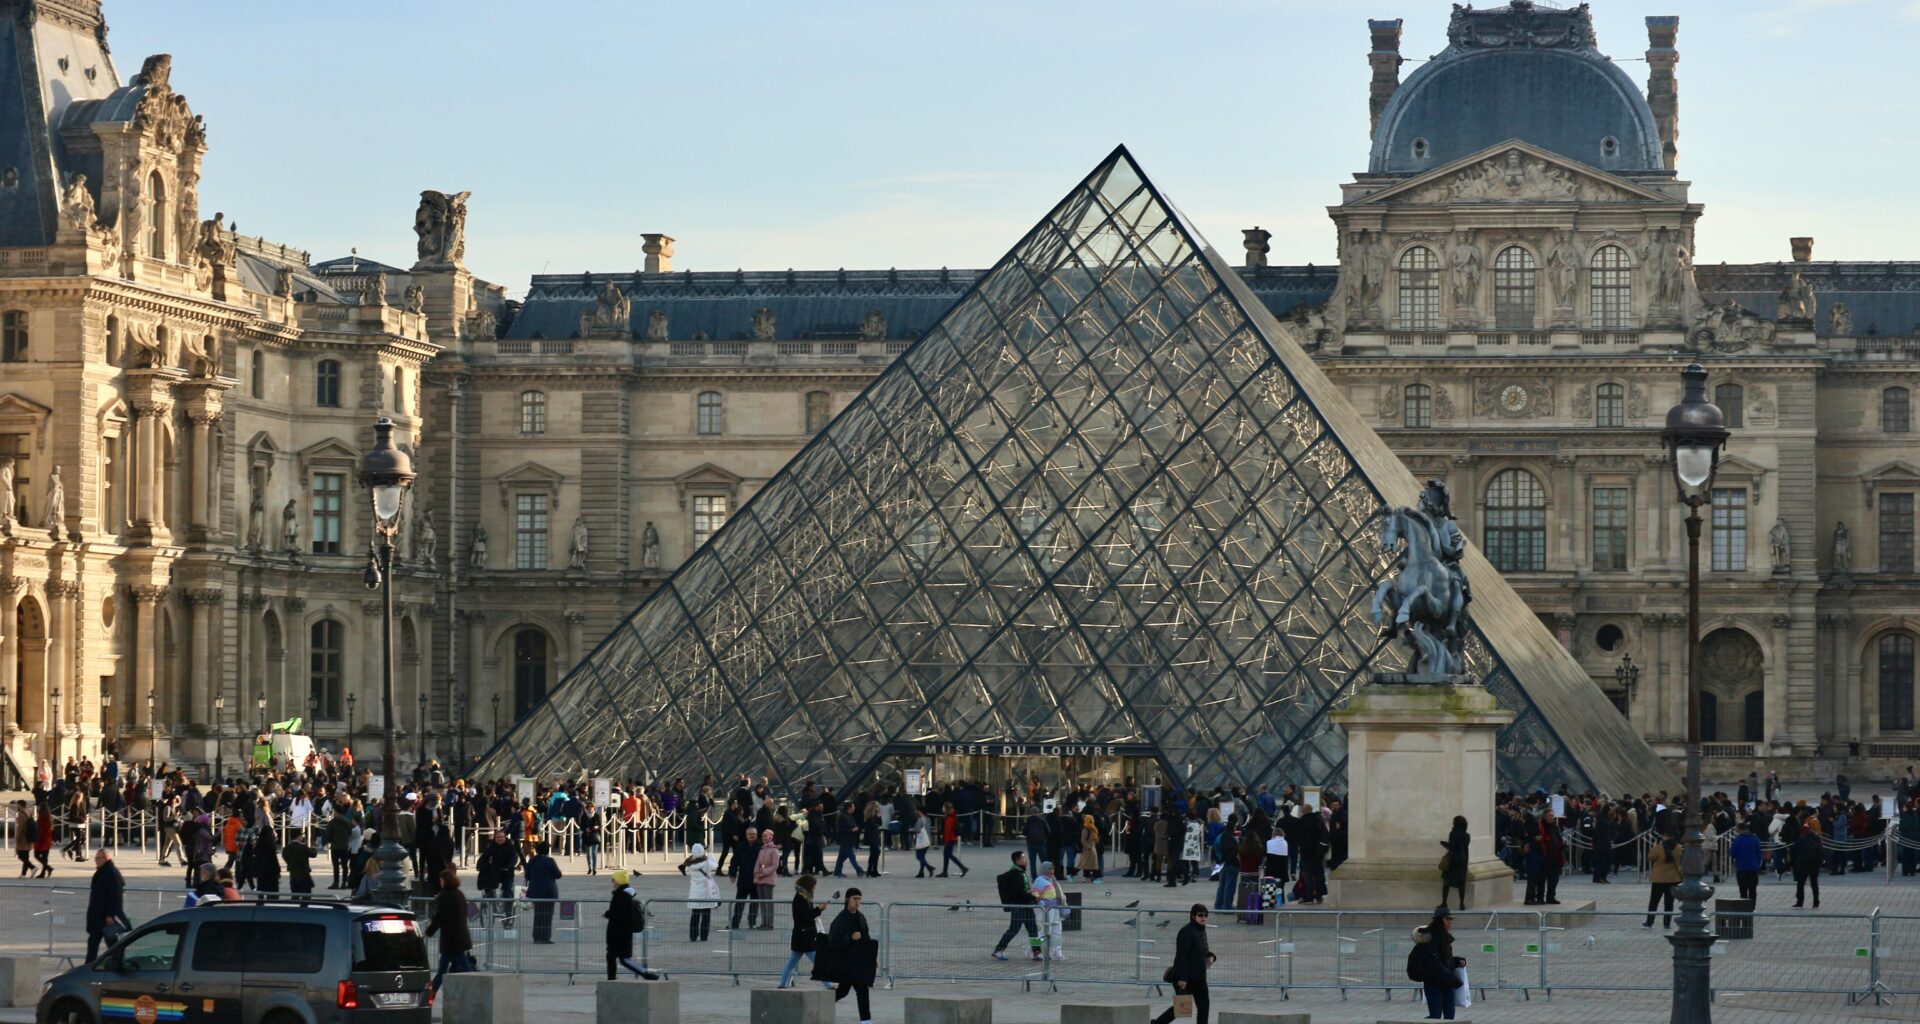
[612, 869, 631, 886]
[1433, 904, 1454, 919]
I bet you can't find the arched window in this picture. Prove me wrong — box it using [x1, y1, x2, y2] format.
[1589, 244, 1632, 328]
[1483, 468, 1546, 572]
[1595, 382, 1625, 428]
[1881, 633, 1915, 732]
[145, 171, 167, 259]
[1396, 246, 1440, 330]
[512, 628, 550, 722]
[519, 390, 546, 435]
[697, 391, 724, 436]
[1, 310, 25, 362]
[1743, 690, 1765, 743]
[805, 390, 831, 433]
[314, 359, 341, 407]
[1403, 383, 1432, 428]
[1492, 246, 1537, 329]
[249, 349, 264, 398]
[309, 620, 343, 719]
[1714, 383, 1743, 428]
[1883, 387, 1911, 434]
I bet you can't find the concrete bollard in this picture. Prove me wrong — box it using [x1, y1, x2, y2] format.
[597, 979, 680, 1024]
[442, 973, 523, 1024]
[1061, 1005, 1150, 1024]
[750, 987, 834, 1024]
[905, 996, 993, 1024]
[1220, 1014, 1311, 1024]
[0, 957, 40, 1008]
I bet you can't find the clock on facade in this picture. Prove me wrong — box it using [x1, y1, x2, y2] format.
[1500, 384, 1531, 414]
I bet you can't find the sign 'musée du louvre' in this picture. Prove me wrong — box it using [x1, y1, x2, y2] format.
[883, 742, 1160, 758]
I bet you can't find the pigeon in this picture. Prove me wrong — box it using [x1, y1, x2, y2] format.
[831, 891, 841, 900]
[1583, 935, 1596, 949]
[1123, 900, 1140, 909]
[1156, 920, 1171, 928]
[947, 905, 960, 913]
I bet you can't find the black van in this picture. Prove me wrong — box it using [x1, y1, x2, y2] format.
[37, 899, 432, 1024]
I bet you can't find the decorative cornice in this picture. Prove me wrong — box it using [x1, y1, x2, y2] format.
[129, 585, 170, 604]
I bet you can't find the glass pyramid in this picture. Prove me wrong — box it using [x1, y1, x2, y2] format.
[479, 148, 1668, 796]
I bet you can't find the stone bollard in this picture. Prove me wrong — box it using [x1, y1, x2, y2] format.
[597, 979, 680, 1024]
[905, 995, 993, 1024]
[750, 987, 834, 1024]
[1061, 1005, 1150, 1024]
[1220, 1014, 1311, 1024]
[442, 973, 524, 1024]
[0, 957, 40, 1008]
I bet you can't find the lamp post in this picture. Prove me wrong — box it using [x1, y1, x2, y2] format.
[1660, 363, 1731, 1024]
[347, 693, 357, 746]
[308, 695, 320, 755]
[212, 696, 226, 782]
[2, 684, 12, 745]
[50, 686, 61, 772]
[359, 416, 415, 907]
[257, 692, 268, 736]
[145, 690, 155, 779]
[98, 692, 110, 763]
[1615, 653, 1641, 713]
[417, 692, 429, 770]
[490, 693, 500, 740]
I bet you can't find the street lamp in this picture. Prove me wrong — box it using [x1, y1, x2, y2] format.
[49, 686, 61, 772]
[308, 694, 320, 754]
[213, 696, 226, 782]
[1615, 652, 1641, 707]
[358, 416, 416, 907]
[2, 684, 12, 744]
[258, 692, 268, 736]
[1660, 362, 1731, 1024]
[145, 690, 155, 779]
[347, 693, 357, 744]
[99, 692, 111, 763]
[417, 692, 429, 770]
[490, 693, 500, 739]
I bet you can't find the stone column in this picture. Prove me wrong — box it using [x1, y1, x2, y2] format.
[187, 413, 213, 538]
[1635, 611, 1664, 739]
[466, 611, 491, 736]
[0, 579, 19, 746]
[1327, 682, 1514, 910]
[43, 582, 74, 752]
[1665, 611, 1688, 743]
[564, 610, 587, 667]
[186, 589, 222, 730]
[123, 370, 183, 545]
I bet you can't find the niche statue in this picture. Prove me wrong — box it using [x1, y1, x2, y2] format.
[1369, 480, 1472, 679]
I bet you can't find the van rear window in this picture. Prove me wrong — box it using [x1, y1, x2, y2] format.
[355, 917, 429, 971]
[194, 922, 327, 974]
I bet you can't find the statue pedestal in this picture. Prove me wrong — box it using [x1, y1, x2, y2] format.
[1327, 681, 1513, 910]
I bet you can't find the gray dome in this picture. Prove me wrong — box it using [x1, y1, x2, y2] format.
[1370, 12, 1661, 175]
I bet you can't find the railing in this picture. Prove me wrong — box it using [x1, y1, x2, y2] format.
[1581, 330, 1641, 347]
[495, 340, 532, 354]
[538, 340, 575, 355]
[1387, 331, 1447, 348]
[776, 341, 815, 356]
[1701, 742, 1761, 758]
[1869, 741, 1920, 759]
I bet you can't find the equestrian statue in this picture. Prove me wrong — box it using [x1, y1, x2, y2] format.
[1369, 480, 1472, 679]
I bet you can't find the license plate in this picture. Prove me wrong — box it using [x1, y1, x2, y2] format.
[374, 992, 417, 1008]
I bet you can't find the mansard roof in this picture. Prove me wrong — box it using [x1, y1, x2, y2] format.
[0, 0, 119, 246]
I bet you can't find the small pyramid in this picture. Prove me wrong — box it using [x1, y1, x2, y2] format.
[480, 147, 1673, 797]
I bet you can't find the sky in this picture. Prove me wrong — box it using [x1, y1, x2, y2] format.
[105, 1, 1920, 297]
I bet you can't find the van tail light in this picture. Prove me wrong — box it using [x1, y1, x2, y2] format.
[337, 980, 359, 1009]
[425, 983, 434, 1007]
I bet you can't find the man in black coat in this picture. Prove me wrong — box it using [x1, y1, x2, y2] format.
[991, 851, 1040, 961]
[85, 848, 126, 963]
[1152, 904, 1214, 1024]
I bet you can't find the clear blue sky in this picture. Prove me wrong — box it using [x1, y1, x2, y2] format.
[108, 1, 1918, 296]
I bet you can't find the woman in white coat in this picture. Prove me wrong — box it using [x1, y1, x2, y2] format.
[678, 842, 721, 941]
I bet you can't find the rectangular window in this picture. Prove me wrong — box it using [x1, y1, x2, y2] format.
[1591, 486, 1629, 571]
[805, 391, 831, 433]
[692, 494, 729, 549]
[1881, 492, 1914, 573]
[697, 392, 724, 436]
[1710, 488, 1747, 572]
[309, 472, 344, 555]
[1402, 385, 1431, 429]
[515, 493, 549, 569]
[1882, 635, 1915, 733]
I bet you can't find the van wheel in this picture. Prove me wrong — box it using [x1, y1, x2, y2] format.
[48, 1001, 96, 1024]
[261, 1012, 304, 1024]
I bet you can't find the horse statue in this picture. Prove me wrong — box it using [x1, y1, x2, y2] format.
[1369, 480, 1471, 678]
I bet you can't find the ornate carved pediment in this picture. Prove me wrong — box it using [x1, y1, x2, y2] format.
[1356, 143, 1670, 207]
[674, 462, 742, 508]
[1863, 459, 1920, 509]
[1447, 1, 1595, 50]
[496, 462, 564, 508]
[131, 54, 205, 154]
[1471, 376, 1554, 419]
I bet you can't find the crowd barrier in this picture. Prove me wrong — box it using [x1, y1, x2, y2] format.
[0, 883, 1909, 1007]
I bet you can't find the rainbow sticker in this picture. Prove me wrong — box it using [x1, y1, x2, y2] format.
[101, 993, 187, 1023]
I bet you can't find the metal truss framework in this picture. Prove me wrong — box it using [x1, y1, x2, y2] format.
[478, 148, 1592, 794]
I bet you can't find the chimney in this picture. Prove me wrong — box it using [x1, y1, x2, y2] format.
[1367, 19, 1404, 140]
[1645, 16, 1680, 170]
[642, 233, 675, 273]
[1791, 237, 1813, 263]
[1243, 228, 1272, 269]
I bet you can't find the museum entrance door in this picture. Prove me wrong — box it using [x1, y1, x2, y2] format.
[873, 744, 1166, 826]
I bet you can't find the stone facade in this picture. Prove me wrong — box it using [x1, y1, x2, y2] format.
[4, 1, 1919, 782]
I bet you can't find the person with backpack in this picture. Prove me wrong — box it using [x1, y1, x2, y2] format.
[991, 850, 1041, 961]
[603, 869, 657, 980]
[1409, 905, 1464, 1020]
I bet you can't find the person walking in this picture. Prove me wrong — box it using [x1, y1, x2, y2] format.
[937, 803, 969, 878]
[1791, 818, 1823, 909]
[754, 828, 782, 930]
[1031, 860, 1068, 961]
[862, 802, 884, 878]
[31, 799, 54, 877]
[1079, 813, 1102, 883]
[524, 841, 563, 944]
[779, 874, 830, 989]
[12, 800, 35, 877]
[1439, 816, 1470, 911]
[603, 870, 658, 980]
[284, 832, 316, 895]
[911, 808, 935, 878]
[1730, 824, 1763, 901]
[1411, 905, 1464, 1020]
[831, 805, 864, 879]
[991, 850, 1041, 962]
[1643, 832, 1682, 928]
[423, 868, 475, 998]
[729, 827, 763, 930]
[1152, 905, 1215, 1024]
[812, 888, 878, 1024]
[85, 848, 127, 963]
[679, 842, 721, 941]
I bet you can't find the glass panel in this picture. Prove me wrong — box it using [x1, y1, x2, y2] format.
[1880, 493, 1914, 573]
[1396, 246, 1440, 330]
[1588, 244, 1631, 328]
[1493, 246, 1536, 330]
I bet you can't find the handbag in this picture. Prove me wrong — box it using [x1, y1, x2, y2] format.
[1163, 965, 1178, 984]
[1438, 852, 1451, 875]
[102, 918, 130, 946]
[1172, 994, 1195, 1019]
[1455, 966, 1472, 1006]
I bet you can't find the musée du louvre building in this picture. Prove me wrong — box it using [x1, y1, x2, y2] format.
[3, 0, 1918, 794]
